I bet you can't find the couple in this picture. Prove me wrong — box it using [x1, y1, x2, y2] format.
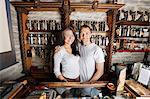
[54, 25, 105, 97]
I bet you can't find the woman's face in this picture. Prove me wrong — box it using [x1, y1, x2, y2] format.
[80, 27, 91, 43]
[64, 30, 75, 45]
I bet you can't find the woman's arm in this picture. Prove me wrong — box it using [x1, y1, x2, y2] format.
[54, 49, 68, 81]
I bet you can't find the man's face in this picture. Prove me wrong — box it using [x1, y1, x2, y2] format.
[64, 30, 75, 45]
[80, 27, 91, 43]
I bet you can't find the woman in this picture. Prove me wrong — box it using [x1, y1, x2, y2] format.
[54, 28, 80, 95]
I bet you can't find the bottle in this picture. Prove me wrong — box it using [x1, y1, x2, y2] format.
[25, 20, 30, 30]
[120, 10, 125, 20]
[98, 35, 102, 46]
[45, 34, 48, 45]
[106, 37, 109, 46]
[37, 20, 40, 30]
[102, 21, 105, 31]
[49, 20, 52, 30]
[91, 35, 95, 43]
[116, 10, 120, 21]
[28, 34, 31, 44]
[128, 10, 132, 21]
[126, 26, 130, 37]
[143, 11, 149, 22]
[30, 34, 33, 45]
[31, 20, 34, 30]
[124, 10, 128, 21]
[135, 11, 143, 21]
[34, 20, 38, 30]
[29, 20, 32, 30]
[38, 34, 41, 45]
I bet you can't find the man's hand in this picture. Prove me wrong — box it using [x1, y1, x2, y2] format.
[61, 79, 68, 82]
[58, 75, 68, 82]
[89, 80, 97, 84]
[54, 46, 61, 53]
[80, 81, 96, 84]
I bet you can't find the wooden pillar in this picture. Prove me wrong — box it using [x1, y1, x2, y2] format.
[16, 8, 31, 74]
[60, 0, 72, 29]
[105, 9, 117, 73]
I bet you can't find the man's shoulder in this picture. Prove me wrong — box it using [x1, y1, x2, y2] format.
[92, 43, 102, 50]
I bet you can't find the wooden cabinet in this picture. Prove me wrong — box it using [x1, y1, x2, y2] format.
[11, 1, 124, 78]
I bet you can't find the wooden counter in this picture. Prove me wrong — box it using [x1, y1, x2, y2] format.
[125, 80, 150, 97]
[40, 81, 108, 88]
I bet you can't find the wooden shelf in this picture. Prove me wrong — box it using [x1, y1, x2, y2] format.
[115, 36, 149, 38]
[11, 1, 124, 12]
[116, 49, 150, 52]
[30, 44, 46, 47]
[116, 20, 150, 26]
[29, 30, 50, 32]
[91, 31, 107, 36]
[29, 32, 49, 34]
[10, 2, 62, 9]
[114, 37, 149, 41]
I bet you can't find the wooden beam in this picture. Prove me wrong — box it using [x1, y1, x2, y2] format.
[40, 81, 108, 88]
[26, 8, 59, 11]
[10, 2, 62, 8]
[71, 3, 124, 10]
[10, 1, 124, 12]
[7, 80, 27, 99]
[74, 8, 109, 12]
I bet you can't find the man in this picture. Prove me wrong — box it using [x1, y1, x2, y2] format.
[79, 25, 105, 97]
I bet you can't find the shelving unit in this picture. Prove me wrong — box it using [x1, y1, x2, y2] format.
[11, 1, 124, 77]
[114, 20, 150, 51]
[116, 49, 150, 52]
[113, 10, 150, 65]
[116, 21, 150, 26]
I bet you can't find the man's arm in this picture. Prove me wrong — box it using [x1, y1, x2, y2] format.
[89, 62, 104, 82]
[58, 75, 68, 82]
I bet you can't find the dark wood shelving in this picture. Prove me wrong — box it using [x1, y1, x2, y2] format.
[114, 20, 149, 52]
[116, 20, 150, 26]
[116, 49, 150, 52]
[30, 44, 46, 47]
[29, 30, 58, 32]
[115, 36, 149, 38]
[114, 36, 149, 41]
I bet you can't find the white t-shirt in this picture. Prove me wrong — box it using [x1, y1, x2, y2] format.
[79, 43, 105, 82]
[54, 46, 80, 79]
